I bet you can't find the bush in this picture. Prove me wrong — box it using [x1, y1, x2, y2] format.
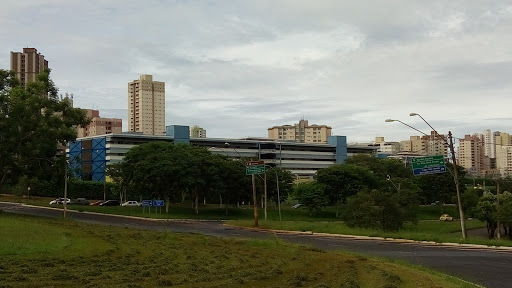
[29, 180, 118, 200]
[67, 180, 118, 200]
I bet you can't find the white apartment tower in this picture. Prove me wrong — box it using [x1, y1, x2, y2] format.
[482, 129, 496, 158]
[128, 75, 165, 135]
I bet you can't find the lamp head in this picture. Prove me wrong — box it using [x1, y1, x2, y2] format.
[409, 113, 419, 116]
[385, 119, 396, 123]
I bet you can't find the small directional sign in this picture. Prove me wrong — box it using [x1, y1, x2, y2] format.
[141, 200, 153, 207]
[153, 200, 164, 207]
[246, 160, 265, 175]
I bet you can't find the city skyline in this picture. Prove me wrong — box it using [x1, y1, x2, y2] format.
[2, 1, 512, 142]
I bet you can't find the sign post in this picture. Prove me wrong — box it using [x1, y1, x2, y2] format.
[153, 200, 164, 214]
[142, 200, 152, 215]
[246, 160, 265, 227]
[411, 155, 446, 176]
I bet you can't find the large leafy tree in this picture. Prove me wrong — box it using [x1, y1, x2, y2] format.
[343, 189, 419, 232]
[412, 163, 466, 205]
[0, 69, 89, 191]
[293, 182, 329, 216]
[315, 164, 378, 217]
[475, 194, 498, 239]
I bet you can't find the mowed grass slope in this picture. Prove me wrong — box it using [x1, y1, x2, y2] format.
[0, 213, 477, 288]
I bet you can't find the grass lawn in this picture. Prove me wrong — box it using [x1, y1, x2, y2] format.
[227, 219, 512, 247]
[3, 194, 509, 247]
[0, 212, 478, 288]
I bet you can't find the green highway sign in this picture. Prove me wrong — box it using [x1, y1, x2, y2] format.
[411, 155, 446, 176]
[246, 160, 265, 175]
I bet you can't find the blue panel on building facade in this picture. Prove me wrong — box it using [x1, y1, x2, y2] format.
[69, 141, 82, 179]
[328, 136, 347, 164]
[91, 138, 107, 182]
[166, 125, 190, 144]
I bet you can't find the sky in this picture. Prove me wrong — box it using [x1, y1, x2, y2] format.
[2, 0, 512, 143]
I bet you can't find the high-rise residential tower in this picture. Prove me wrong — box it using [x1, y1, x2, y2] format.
[10, 48, 49, 86]
[128, 74, 165, 135]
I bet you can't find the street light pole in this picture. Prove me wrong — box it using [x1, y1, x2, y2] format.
[64, 150, 68, 218]
[386, 175, 400, 193]
[386, 114, 467, 239]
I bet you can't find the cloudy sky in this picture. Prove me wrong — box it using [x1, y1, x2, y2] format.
[2, 0, 512, 143]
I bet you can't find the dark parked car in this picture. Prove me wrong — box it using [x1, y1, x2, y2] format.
[68, 198, 90, 205]
[99, 200, 121, 206]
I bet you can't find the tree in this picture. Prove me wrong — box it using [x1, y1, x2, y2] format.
[264, 167, 293, 205]
[413, 163, 466, 207]
[215, 158, 251, 214]
[0, 69, 89, 191]
[343, 189, 418, 232]
[315, 164, 377, 217]
[345, 154, 411, 179]
[293, 182, 329, 216]
[498, 192, 512, 239]
[474, 194, 498, 239]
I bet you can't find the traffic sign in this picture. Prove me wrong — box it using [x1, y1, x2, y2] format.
[411, 155, 447, 176]
[141, 200, 153, 206]
[153, 200, 164, 207]
[246, 160, 265, 175]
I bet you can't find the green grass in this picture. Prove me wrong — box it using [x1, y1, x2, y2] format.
[0, 213, 479, 288]
[3, 194, 508, 247]
[226, 219, 506, 246]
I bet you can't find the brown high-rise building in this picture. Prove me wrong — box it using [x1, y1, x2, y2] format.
[128, 74, 166, 135]
[10, 48, 49, 86]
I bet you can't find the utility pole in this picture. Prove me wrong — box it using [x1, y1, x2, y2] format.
[64, 156, 68, 218]
[497, 180, 501, 239]
[449, 131, 466, 239]
[252, 174, 258, 227]
[264, 172, 267, 220]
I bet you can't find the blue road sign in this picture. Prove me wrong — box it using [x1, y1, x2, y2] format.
[413, 165, 447, 176]
[141, 200, 153, 206]
[153, 200, 164, 207]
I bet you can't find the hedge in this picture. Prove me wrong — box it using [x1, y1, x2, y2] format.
[31, 180, 119, 200]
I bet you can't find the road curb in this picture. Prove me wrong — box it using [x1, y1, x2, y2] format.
[223, 224, 512, 251]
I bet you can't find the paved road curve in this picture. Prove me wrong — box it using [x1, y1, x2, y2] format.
[2, 202, 511, 288]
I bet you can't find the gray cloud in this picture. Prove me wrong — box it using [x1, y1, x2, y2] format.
[2, 1, 512, 143]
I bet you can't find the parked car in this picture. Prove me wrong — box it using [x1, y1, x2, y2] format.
[439, 214, 453, 221]
[100, 200, 121, 206]
[49, 198, 70, 205]
[68, 198, 90, 205]
[431, 201, 441, 206]
[89, 200, 105, 206]
[121, 201, 141, 207]
[291, 204, 303, 209]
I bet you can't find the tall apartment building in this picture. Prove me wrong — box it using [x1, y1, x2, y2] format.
[77, 109, 122, 138]
[496, 146, 512, 177]
[190, 125, 206, 138]
[458, 134, 485, 177]
[481, 129, 496, 158]
[10, 48, 49, 86]
[128, 75, 165, 135]
[268, 119, 332, 143]
[399, 132, 447, 156]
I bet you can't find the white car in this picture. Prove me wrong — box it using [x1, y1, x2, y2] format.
[49, 198, 70, 205]
[121, 201, 141, 207]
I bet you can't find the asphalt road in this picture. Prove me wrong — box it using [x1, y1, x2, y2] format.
[2, 202, 511, 288]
